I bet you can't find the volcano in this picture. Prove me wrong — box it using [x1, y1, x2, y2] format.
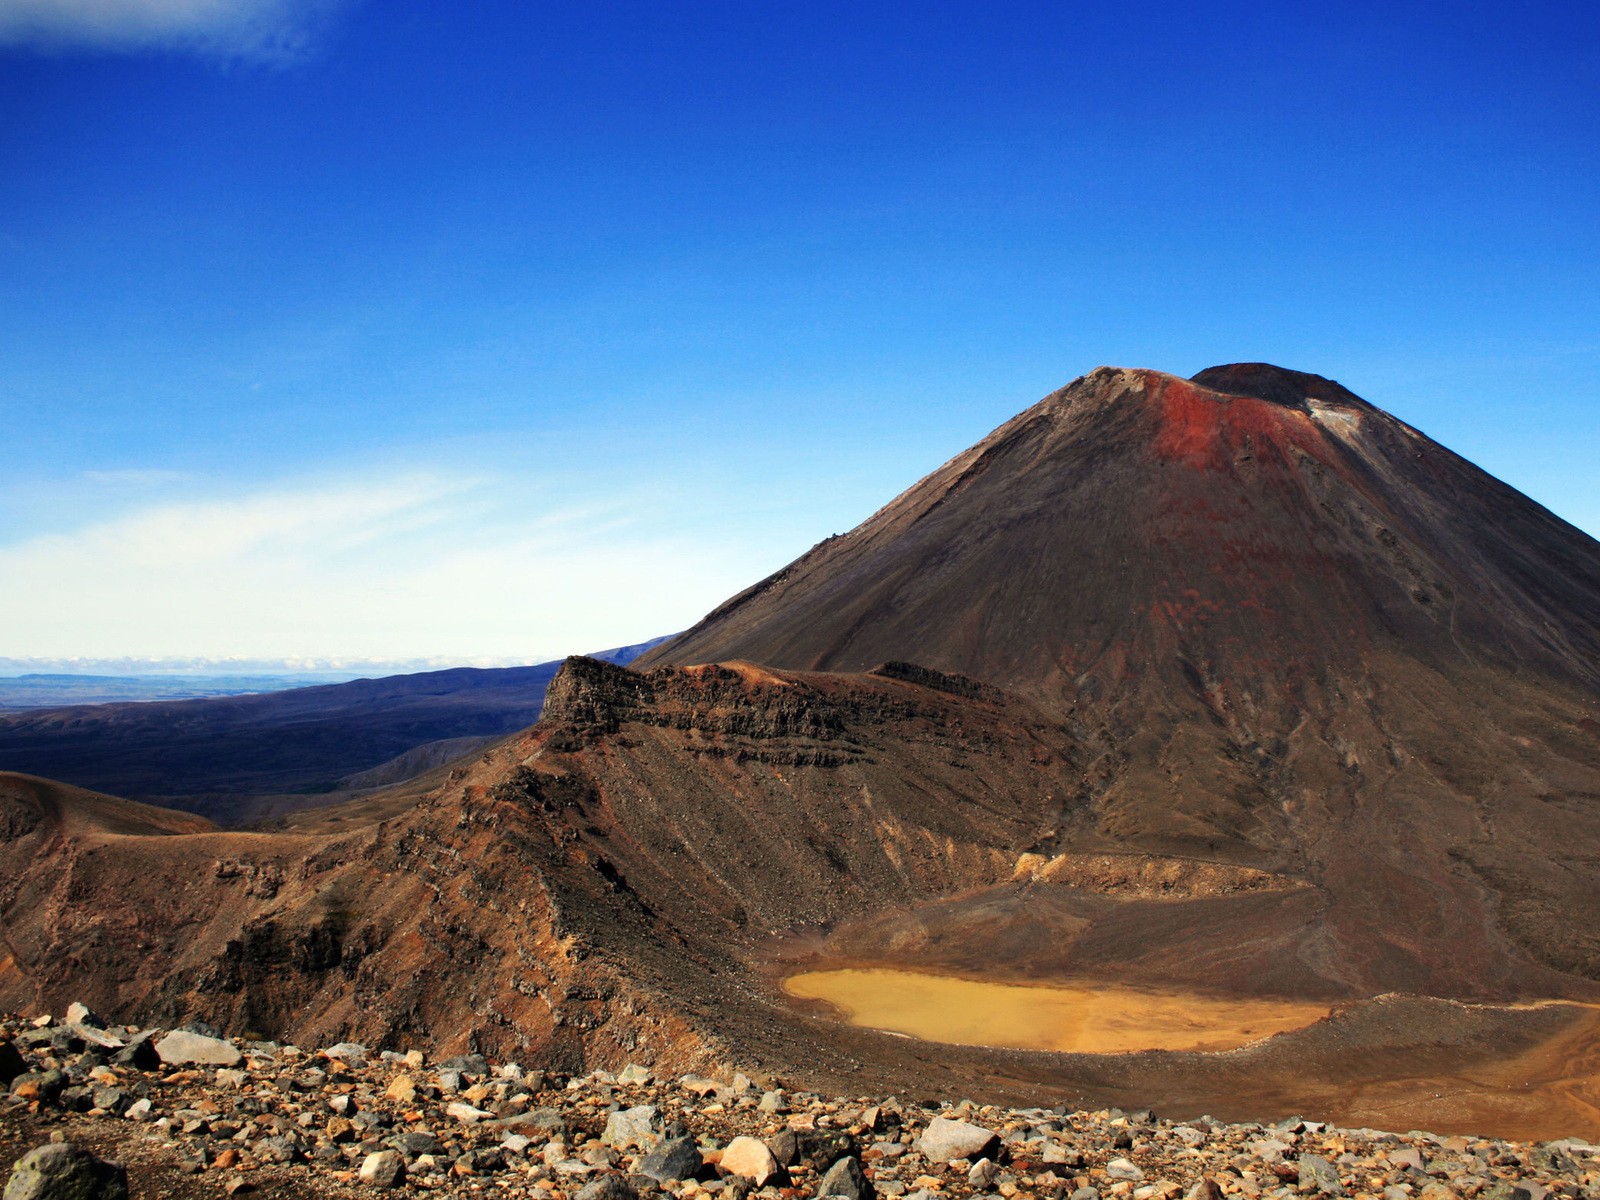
[6, 363, 1600, 1138]
[641, 363, 1600, 992]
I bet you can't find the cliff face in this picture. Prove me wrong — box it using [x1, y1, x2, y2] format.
[0, 660, 1078, 1066]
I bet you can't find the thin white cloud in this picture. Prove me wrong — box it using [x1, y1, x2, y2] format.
[0, 469, 771, 663]
[0, 0, 349, 62]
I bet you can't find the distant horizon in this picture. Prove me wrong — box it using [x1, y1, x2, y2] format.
[0, 634, 674, 678]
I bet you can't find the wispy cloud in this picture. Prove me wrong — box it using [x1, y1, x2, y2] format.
[0, 0, 351, 63]
[0, 468, 769, 663]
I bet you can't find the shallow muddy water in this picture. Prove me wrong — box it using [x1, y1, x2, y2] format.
[783, 967, 1333, 1053]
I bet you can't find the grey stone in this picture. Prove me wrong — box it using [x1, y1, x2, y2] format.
[968, 1158, 999, 1187]
[462, 1149, 506, 1173]
[359, 1150, 406, 1189]
[492, 1106, 568, 1134]
[2, 1143, 128, 1200]
[109, 1035, 159, 1072]
[396, 1131, 443, 1157]
[602, 1105, 660, 1150]
[1185, 1180, 1223, 1200]
[90, 1088, 128, 1116]
[815, 1156, 873, 1200]
[1297, 1154, 1344, 1196]
[57, 1088, 93, 1113]
[1480, 1187, 1533, 1200]
[1104, 1157, 1143, 1181]
[917, 1117, 997, 1163]
[769, 1130, 800, 1167]
[636, 1136, 702, 1183]
[1069, 1189, 1100, 1200]
[1387, 1147, 1424, 1172]
[253, 1135, 301, 1164]
[154, 1030, 242, 1067]
[575, 1176, 638, 1200]
[61, 1026, 121, 1052]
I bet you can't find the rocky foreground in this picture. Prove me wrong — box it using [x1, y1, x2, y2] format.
[1, 1011, 1593, 1200]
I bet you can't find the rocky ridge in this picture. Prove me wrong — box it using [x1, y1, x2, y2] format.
[2, 1010, 1591, 1200]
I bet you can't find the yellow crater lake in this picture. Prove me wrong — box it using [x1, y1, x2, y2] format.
[782, 967, 1332, 1054]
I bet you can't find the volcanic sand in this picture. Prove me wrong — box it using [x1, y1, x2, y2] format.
[782, 967, 1333, 1054]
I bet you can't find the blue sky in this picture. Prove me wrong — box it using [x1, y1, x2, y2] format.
[1, 0, 1597, 668]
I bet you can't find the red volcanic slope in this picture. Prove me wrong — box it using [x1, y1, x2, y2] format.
[644, 364, 1600, 698]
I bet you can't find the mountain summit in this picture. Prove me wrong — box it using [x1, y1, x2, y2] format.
[643, 363, 1600, 696]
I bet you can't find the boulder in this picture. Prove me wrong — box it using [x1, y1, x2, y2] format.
[359, 1150, 406, 1189]
[575, 1177, 637, 1200]
[601, 1105, 660, 1150]
[720, 1137, 780, 1186]
[3, 1142, 128, 1200]
[154, 1031, 242, 1067]
[1297, 1154, 1345, 1196]
[636, 1136, 703, 1183]
[109, 1034, 159, 1072]
[815, 1156, 873, 1200]
[917, 1117, 998, 1163]
[63, 1004, 100, 1028]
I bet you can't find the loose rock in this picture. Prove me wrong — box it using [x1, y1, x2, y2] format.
[2, 1142, 128, 1200]
[721, 1135, 781, 1185]
[918, 1117, 998, 1163]
[359, 1149, 407, 1189]
[153, 1030, 242, 1067]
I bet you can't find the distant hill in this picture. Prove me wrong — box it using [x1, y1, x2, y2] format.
[0, 673, 360, 711]
[0, 635, 672, 808]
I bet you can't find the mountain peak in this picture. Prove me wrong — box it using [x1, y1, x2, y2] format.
[1190, 362, 1367, 412]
